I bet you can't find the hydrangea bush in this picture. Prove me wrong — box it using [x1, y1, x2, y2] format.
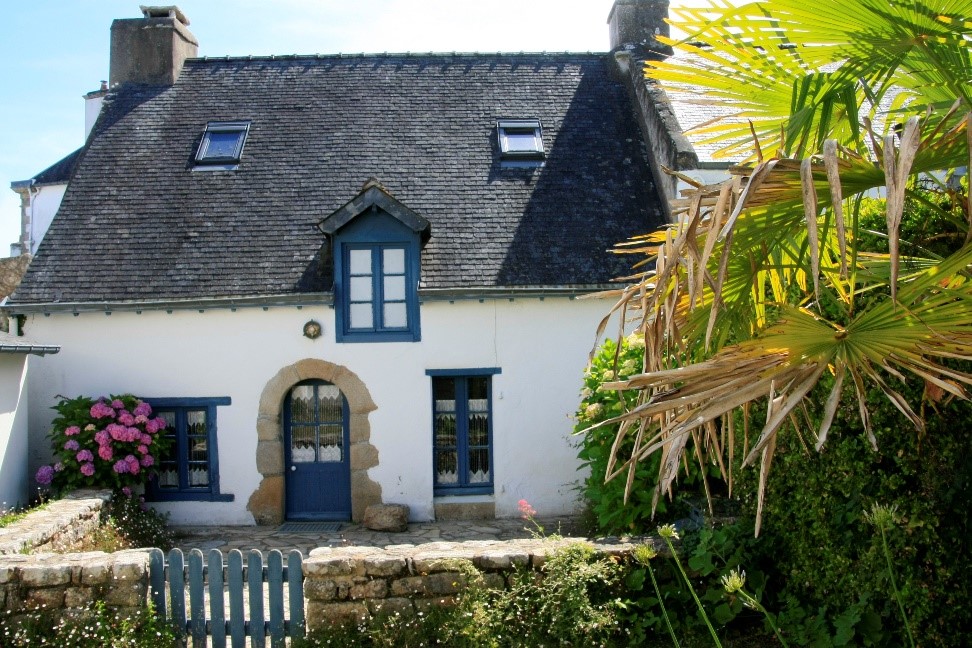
[35, 394, 173, 494]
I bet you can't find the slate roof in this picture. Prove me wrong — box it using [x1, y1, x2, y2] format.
[13, 147, 83, 187]
[12, 53, 665, 305]
[0, 331, 59, 355]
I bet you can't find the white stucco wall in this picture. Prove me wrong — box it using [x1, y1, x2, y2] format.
[22, 184, 67, 255]
[0, 354, 30, 510]
[22, 295, 612, 524]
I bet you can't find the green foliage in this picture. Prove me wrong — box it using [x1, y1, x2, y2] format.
[575, 334, 717, 534]
[63, 494, 173, 553]
[37, 395, 173, 495]
[620, 523, 768, 646]
[737, 375, 972, 647]
[298, 542, 626, 647]
[0, 601, 177, 647]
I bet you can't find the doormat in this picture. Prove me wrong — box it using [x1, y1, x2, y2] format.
[278, 522, 343, 533]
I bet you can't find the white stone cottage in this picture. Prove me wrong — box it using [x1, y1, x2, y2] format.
[5, 1, 701, 525]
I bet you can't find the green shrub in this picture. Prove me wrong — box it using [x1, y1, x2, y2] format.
[0, 601, 177, 647]
[737, 374, 972, 647]
[575, 334, 720, 535]
[62, 493, 173, 553]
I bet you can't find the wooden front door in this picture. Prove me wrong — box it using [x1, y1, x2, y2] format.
[284, 380, 351, 520]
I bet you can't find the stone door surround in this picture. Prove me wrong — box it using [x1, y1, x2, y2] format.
[247, 359, 382, 524]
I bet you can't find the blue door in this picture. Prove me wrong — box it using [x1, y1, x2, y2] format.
[284, 381, 351, 520]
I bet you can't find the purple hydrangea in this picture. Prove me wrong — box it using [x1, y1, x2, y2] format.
[80, 462, 95, 477]
[94, 430, 110, 445]
[76, 449, 94, 462]
[140, 454, 155, 467]
[53, 462, 64, 472]
[90, 401, 116, 419]
[110, 399, 125, 409]
[35, 465, 54, 485]
[122, 486, 133, 497]
[113, 459, 130, 474]
[64, 439, 80, 451]
[133, 402, 152, 417]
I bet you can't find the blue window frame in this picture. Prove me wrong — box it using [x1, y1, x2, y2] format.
[427, 368, 500, 495]
[145, 397, 234, 502]
[338, 242, 420, 342]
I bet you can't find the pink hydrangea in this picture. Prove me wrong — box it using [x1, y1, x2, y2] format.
[135, 415, 149, 424]
[64, 425, 81, 436]
[76, 449, 94, 462]
[108, 423, 124, 441]
[98, 444, 114, 461]
[110, 399, 125, 409]
[140, 454, 154, 467]
[64, 439, 80, 451]
[90, 401, 116, 419]
[137, 444, 149, 455]
[134, 402, 152, 417]
[94, 430, 110, 446]
[80, 463, 95, 477]
[141, 433, 152, 445]
[145, 419, 161, 434]
[35, 465, 54, 485]
[118, 412, 135, 426]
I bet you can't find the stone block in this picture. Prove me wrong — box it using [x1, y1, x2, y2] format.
[349, 579, 388, 600]
[425, 572, 466, 596]
[304, 557, 355, 577]
[350, 443, 379, 469]
[104, 581, 146, 607]
[482, 573, 506, 590]
[20, 563, 71, 587]
[256, 415, 280, 441]
[389, 576, 427, 597]
[348, 414, 372, 444]
[26, 586, 66, 608]
[64, 586, 96, 608]
[362, 504, 409, 532]
[412, 555, 475, 574]
[303, 579, 338, 601]
[294, 359, 341, 383]
[258, 366, 300, 416]
[368, 597, 414, 617]
[255, 440, 284, 475]
[363, 555, 406, 577]
[247, 476, 284, 525]
[81, 559, 111, 586]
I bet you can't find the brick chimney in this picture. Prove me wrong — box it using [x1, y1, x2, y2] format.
[608, 0, 670, 51]
[109, 5, 198, 86]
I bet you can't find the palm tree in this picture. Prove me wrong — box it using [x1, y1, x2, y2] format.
[593, 0, 972, 533]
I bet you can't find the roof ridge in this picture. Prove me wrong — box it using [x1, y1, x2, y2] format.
[190, 51, 604, 63]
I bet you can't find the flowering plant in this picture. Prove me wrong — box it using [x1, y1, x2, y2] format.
[35, 394, 173, 494]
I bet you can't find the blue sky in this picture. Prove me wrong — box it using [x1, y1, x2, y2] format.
[0, 0, 701, 256]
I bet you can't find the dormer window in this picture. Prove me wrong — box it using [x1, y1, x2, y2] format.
[497, 119, 544, 160]
[194, 121, 250, 169]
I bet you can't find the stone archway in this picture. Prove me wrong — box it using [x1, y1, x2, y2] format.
[247, 359, 382, 524]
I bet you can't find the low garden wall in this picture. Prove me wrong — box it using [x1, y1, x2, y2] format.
[0, 489, 110, 555]
[302, 536, 657, 631]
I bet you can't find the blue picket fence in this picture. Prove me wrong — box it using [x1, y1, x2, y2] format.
[148, 548, 305, 647]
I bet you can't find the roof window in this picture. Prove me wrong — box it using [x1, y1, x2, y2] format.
[497, 119, 544, 161]
[194, 121, 250, 169]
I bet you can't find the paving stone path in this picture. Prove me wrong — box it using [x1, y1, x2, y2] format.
[172, 516, 586, 558]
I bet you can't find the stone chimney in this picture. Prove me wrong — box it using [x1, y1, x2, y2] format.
[109, 5, 198, 86]
[607, 0, 696, 221]
[608, 0, 670, 51]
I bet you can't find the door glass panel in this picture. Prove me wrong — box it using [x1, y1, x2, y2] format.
[318, 385, 342, 421]
[290, 424, 317, 462]
[383, 275, 406, 301]
[349, 303, 373, 329]
[383, 302, 407, 328]
[290, 385, 315, 421]
[349, 248, 372, 275]
[319, 424, 343, 462]
[383, 248, 405, 274]
[350, 276, 372, 301]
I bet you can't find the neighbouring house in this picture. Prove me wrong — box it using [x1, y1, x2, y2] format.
[0, 332, 59, 509]
[5, 1, 701, 525]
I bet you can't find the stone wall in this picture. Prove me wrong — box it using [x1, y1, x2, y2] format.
[0, 489, 111, 555]
[302, 536, 657, 631]
[0, 490, 150, 620]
